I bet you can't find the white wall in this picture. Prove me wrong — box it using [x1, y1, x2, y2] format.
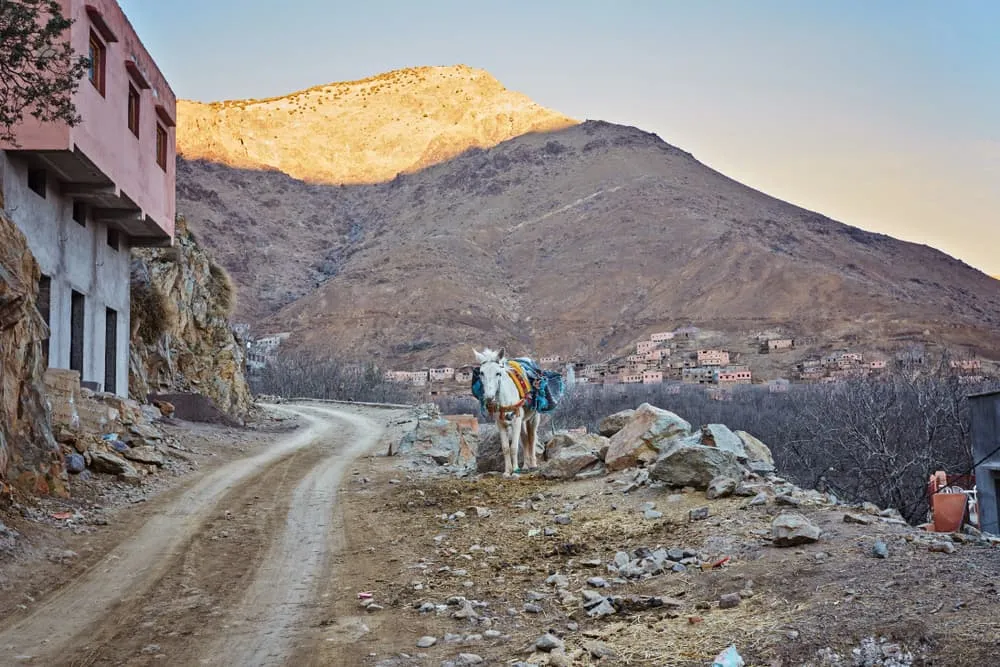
[1, 151, 131, 395]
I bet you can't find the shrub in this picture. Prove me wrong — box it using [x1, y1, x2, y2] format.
[250, 352, 416, 405]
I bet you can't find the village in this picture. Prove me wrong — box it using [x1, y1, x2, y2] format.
[243, 324, 994, 401]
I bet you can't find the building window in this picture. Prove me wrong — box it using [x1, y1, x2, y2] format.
[72, 201, 87, 226]
[38, 275, 51, 368]
[107, 226, 120, 251]
[28, 168, 46, 198]
[127, 84, 140, 137]
[156, 124, 167, 170]
[104, 308, 118, 394]
[70, 290, 85, 375]
[88, 31, 106, 96]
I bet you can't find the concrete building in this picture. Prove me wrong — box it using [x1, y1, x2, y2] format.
[764, 338, 794, 352]
[650, 332, 675, 343]
[428, 367, 455, 382]
[697, 349, 730, 366]
[641, 370, 663, 385]
[970, 390, 1000, 535]
[246, 332, 290, 372]
[636, 340, 658, 354]
[0, 0, 175, 396]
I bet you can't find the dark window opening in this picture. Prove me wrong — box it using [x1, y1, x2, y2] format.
[127, 84, 140, 137]
[88, 31, 106, 95]
[156, 124, 167, 170]
[107, 226, 120, 250]
[72, 201, 87, 226]
[28, 168, 46, 198]
[70, 290, 85, 375]
[38, 275, 51, 367]
[104, 308, 117, 393]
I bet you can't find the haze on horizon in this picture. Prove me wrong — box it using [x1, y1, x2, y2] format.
[119, 0, 1000, 278]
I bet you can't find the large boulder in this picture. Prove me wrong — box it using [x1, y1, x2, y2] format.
[649, 445, 742, 489]
[391, 418, 476, 467]
[735, 431, 775, 467]
[604, 404, 691, 471]
[699, 424, 747, 460]
[598, 409, 635, 437]
[88, 450, 138, 476]
[476, 428, 506, 473]
[771, 512, 822, 546]
[122, 445, 165, 466]
[538, 433, 606, 479]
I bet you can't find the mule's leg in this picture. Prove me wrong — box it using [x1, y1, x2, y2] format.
[525, 413, 539, 469]
[510, 411, 524, 473]
[498, 418, 513, 476]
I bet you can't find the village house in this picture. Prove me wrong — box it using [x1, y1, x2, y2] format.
[428, 367, 455, 382]
[408, 371, 427, 387]
[799, 366, 825, 381]
[538, 354, 561, 365]
[763, 338, 794, 352]
[715, 367, 752, 385]
[697, 349, 730, 366]
[619, 372, 643, 384]
[246, 332, 290, 372]
[682, 367, 715, 384]
[0, 0, 176, 395]
[950, 359, 983, 372]
[768, 378, 791, 393]
[643, 348, 669, 362]
[650, 331, 675, 343]
[641, 370, 663, 385]
[454, 368, 473, 383]
[869, 359, 887, 370]
[636, 340, 659, 354]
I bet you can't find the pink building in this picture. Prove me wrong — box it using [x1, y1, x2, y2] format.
[950, 359, 982, 372]
[697, 350, 730, 366]
[642, 370, 663, 385]
[716, 368, 752, 385]
[650, 332, 675, 343]
[428, 367, 455, 381]
[636, 340, 658, 354]
[0, 0, 175, 396]
[869, 359, 887, 370]
[539, 355, 561, 365]
[620, 372, 643, 384]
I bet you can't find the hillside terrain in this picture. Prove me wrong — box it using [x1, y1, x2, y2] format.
[177, 117, 1000, 367]
[177, 65, 576, 185]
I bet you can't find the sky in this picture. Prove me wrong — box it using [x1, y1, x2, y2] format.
[118, 0, 1000, 277]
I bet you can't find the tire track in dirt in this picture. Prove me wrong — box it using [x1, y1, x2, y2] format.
[0, 404, 388, 665]
[202, 405, 386, 667]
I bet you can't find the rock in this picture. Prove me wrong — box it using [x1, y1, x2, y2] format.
[843, 513, 874, 525]
[416, 636, 437, 648]
[649, 445, 742, 489]
[749, 493, 768, 507]
[65, 453, 86, 474]
[586, 577, 609, 588]
[523, 603, 543, 614]
[771, 512, 822, 547]
[929, 540, 956, 554]
[604, 403, 691, 471]
[585, 641, 616, 659]
[152, 400, 175, 417]
[455, 654, 484, 665]
[538, 439, 605, 479]
[689, 506, 710, 521]
[699, 424, 747, 459]
[535, 634, 564, 652]
[473, 506, 492, 518]
[546, 574, 569, 588]
[706, 476, 739, 500]
[872, 540, 889, 558]
[718, 593, 741, 609]
[554, 514, 571, 525]
[587, 599, 616, 618]
[598, 409, 635, 437]
[734, 430, 775, 467]
[643, 509, 663, 520]
[88, 450, 137, 476]
[121, 445, 165, 466]
[775, 494, 801, 507]
[393, 418, 477, 467]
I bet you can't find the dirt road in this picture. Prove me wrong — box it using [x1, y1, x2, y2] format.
[0, 403, 408, 667]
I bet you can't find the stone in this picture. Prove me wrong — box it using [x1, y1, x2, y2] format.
[872, 540, 889, 558]
[535, 634, 564, 652]
[706, 476, 739, 500]
[699, 424, 747, 459]
[775, 494, 801, 507]
[88, 450, 138, 476]
[585, 641, 616, 658]
[643, 509, 663, 520]
[604, 403, 691, 471]
[649, 445, 742, 490]
[771, 512, 822, 547]
[734, 430, 775, 467]
[843, 513, 874, 525]
[586, 577, 609, 588]
[598, 409, 635, 437]
[718, 593, 741, 609]
[929, 540, 956, 554]
[455, 654, 484, 665]
[524, 603, 543, 614]
[587, 599, 616, 618]
[538, 439, 605, 479]
[65, 452, 86, 474]
[689, 506, 710, 521]
[393, 418, 477, 467]
[554, 514, 571, 525]
[546, 574, 569, 588]
[749, 493, 768, 507]
[121, 445, 165, 466]
[416, 636, 437, 648]
[153, 400, 175, 417]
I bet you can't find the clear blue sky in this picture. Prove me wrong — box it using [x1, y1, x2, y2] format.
[119, 0, 1000, 277]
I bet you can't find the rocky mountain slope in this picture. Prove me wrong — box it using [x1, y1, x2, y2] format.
[0, 207, 62, 496]
[129, 218, 252, 419]
[177, 65, 577, 185]
[178, 118, 1000, 366]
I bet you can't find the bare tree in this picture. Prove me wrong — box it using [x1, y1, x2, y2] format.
[251, 352, 416, 405]
[0, 0, 89, 143]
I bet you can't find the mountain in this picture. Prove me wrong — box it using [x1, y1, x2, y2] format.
[177, 117, 1000, 367]
[177, 65, 577, 185]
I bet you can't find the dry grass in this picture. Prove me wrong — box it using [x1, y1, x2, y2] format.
[207, 261, 236, 317]
[130, 277, 175, 345]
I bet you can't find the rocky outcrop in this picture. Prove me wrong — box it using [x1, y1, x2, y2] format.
[129, 218, 251, 420]
[538, 432, 607, 479]
[598, 410, 634, 437]
[391, 416, 477, 467]
[649, 445, 743, 490]
[0, 209, 64, 496]
[604, 404, 691, 471]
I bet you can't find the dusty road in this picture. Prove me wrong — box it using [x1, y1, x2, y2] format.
[0, 402, 408, 667]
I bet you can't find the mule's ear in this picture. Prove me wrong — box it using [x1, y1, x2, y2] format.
[473, 348, 486, 364]
[498, 347, 506, 361]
